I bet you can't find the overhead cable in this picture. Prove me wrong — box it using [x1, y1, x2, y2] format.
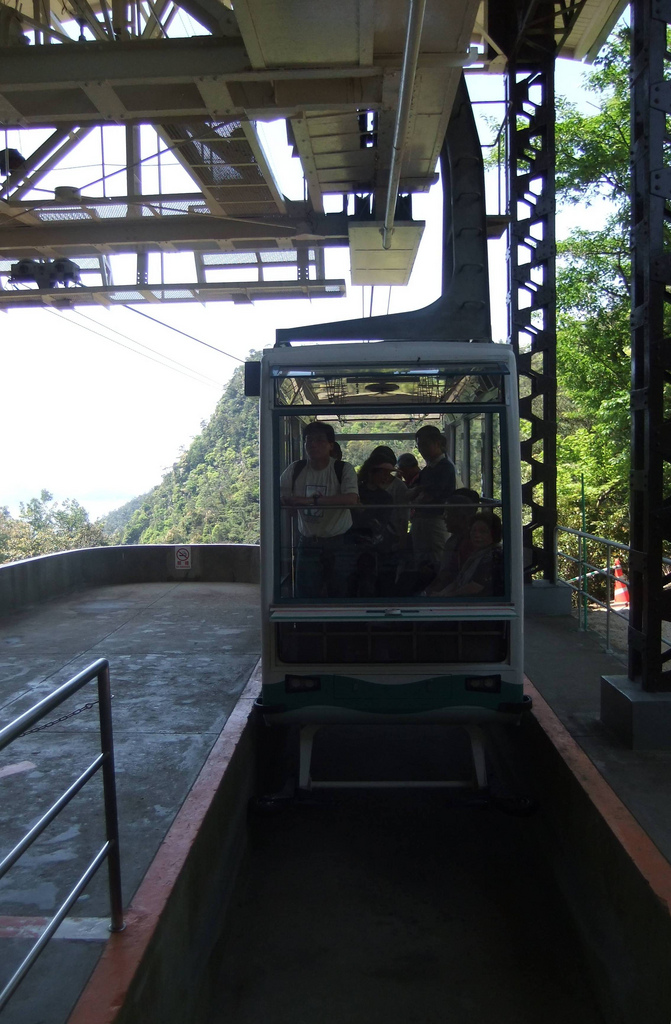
[70, 308, 226, 386]
[45, 308, 224, 389]
[123, 305, 245, 362]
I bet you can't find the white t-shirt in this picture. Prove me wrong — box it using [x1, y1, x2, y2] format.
[280, 458, 358, 538]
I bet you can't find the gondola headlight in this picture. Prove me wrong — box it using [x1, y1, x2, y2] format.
[285, 675, 321, 693]
[465, 675, 502, 693]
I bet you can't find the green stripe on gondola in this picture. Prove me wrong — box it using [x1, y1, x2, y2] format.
[262, 674, 524, 715]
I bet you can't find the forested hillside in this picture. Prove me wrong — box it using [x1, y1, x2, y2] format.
[101, 493, 150, 535]
[116, 355, 261, 545]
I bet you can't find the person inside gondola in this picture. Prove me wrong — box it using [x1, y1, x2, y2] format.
[368, 445, 410, 551]
[408, 425, 456, 573]
[280, 421, 359, 598]
[434, 511, 503, 598]
[349, 452, 397, 596]
[396, 451, 420, 488]
[425, 489, 480, 596]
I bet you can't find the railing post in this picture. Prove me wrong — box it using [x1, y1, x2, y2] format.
[0, 658, 125, 1010]
[605, 545, 612, 653]
[97, 661, 124, 932]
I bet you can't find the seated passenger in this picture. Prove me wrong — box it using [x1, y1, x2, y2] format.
[425, 489, 480, 596]
[435, 511, 503, 598]
[409, 425, 456, 573]
[280, 421, 358, 599]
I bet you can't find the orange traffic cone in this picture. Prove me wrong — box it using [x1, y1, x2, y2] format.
[612, 558, 629, 609]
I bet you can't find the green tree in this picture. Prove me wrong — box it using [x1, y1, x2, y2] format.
[0, 507, 33, 564]
[552, 27, 633, 541]
[0, 491, 108, 565]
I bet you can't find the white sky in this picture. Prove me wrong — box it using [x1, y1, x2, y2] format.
[0, 56, 608, 521]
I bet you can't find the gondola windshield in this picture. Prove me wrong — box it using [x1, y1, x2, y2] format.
[274, 361, 510, 608]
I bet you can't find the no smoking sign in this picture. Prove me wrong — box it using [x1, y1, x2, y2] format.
[175, 546, 192, 569]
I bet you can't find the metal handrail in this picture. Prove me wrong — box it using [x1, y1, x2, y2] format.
[0, 658, 123, 1013]
[556, 525, 671, 653]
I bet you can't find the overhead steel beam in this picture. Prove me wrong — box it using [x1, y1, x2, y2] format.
[506, 7, 558, 582]
[0, 35, 248, 85]
[0, 37, 386, 127]
[241, 120, 286, 215]
[486, 0, 587, 61]
[1, 5, 73, 43]
[173, 0, 240, 37]
[0, 208, 350, 254]
[0, 37, 384, 85]
[0, 278, 347, 307]
[66, 0, 110, 41]
[0, 126, 90, 200]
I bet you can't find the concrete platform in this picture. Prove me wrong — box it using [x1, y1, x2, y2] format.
[0, 581, 260, 1024]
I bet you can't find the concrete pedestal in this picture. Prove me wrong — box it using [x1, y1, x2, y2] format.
[524, 579, 573, 616]
[601, 674, 671, 749]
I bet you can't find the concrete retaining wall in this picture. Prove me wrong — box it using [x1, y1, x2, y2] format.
[498, 685, 671, 1024]
[0, 544, 260, 617]
[68, 677, 261, 1024]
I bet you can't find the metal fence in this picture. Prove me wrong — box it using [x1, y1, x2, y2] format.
[0, 657, 123, 1013]
[555, 525, 671, 654]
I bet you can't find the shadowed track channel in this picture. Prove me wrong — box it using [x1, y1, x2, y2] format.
[200, 725, 605, 1024]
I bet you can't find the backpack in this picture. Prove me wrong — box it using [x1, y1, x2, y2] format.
[291, 458, 345, 491]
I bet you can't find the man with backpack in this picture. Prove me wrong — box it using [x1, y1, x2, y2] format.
[280, 421, 359, 598]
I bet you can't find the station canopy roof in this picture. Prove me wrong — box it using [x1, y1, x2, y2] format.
[0, 0, 627, 306]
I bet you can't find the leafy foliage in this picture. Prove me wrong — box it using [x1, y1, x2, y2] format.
[100, 493, 150, 536]
[0, 490, 108, 565]
[117, 357, 261, 545]
[553, 27, 633, 542]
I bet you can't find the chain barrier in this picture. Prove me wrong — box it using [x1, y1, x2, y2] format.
[20, 698, 108, 736]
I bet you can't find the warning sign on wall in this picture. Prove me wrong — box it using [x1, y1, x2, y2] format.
[175, 546, 192, 569]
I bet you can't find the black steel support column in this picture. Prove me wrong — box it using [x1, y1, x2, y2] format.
[629, 0, 671, 690]
[506, 57, 558, 580]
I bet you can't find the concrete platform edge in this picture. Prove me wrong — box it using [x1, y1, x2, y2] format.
[516, 679, 671, 1024]
[66, 666, 262, 1024]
